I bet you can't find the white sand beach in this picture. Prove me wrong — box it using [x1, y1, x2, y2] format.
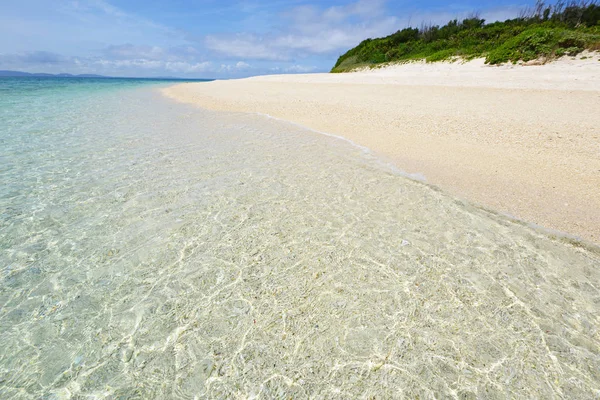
[163, 54, 600, 244]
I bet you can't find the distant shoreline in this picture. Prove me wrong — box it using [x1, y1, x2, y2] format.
[0, 70, 213, 81]
[162, 56, 600, 244]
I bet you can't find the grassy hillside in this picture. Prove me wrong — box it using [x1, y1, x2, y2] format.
[332, 1, 600, 72]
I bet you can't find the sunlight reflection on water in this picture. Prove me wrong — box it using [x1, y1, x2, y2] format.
[1, 85, 599, 399]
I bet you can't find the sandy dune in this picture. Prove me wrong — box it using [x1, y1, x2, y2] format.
[163, 55, 600, 244]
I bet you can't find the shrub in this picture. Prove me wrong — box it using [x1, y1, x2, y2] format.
[486, 28, 557, 64]
[331, 0, 600, 72]
[581, 4, 600, 26]
[426, 49, 458, 62]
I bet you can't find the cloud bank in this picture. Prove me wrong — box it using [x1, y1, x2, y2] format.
[0, 0, 529, 78]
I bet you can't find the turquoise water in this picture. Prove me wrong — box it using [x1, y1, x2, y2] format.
[1, 77, 600, 399]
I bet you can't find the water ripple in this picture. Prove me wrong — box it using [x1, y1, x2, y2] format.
[0, 85, 599, 399]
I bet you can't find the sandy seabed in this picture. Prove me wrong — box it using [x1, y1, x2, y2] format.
[4, 65, 600, 399]
[163, 54, 600, 245]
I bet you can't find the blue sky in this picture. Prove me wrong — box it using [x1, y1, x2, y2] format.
[0, 0, 536, 78]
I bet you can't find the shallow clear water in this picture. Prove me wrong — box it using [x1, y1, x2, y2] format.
[1, 78, 599, 399]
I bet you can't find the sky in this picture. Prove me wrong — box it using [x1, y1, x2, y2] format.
[0, 0, 538, 78]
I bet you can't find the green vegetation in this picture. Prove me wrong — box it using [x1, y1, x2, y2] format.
[332, 1, 600, 72]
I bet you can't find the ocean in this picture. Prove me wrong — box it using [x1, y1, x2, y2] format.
[1, 77, 599, 399]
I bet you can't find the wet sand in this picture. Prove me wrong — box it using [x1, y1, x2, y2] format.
[163, 56, 600, 245]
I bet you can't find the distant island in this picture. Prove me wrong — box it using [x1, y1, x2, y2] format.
[332, 0, 600, 72]
[0, 70, 204, 80]
[0, 70, 108, 78]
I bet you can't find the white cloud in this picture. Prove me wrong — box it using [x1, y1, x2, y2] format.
[0, 51, 68, 65]
[204, 0, 399, 61]
[271, 20, 399, 54]
[205, 34, 291, 61]
[169, 61, 212, 73]
[283, 64, 317, 73]
[0, 50, 213, 76]
[94, 58, 214, 73]
[63, 0, 176, 35]
[102, 44, 201, 62]
[103, 44, 167, 61]
[219, 61, 254, 72]
[202, 0, 529, 63]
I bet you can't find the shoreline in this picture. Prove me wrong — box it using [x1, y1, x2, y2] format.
[162, 57, 600, 244]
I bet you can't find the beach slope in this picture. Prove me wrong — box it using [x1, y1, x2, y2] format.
[163, 56, 600, 244]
